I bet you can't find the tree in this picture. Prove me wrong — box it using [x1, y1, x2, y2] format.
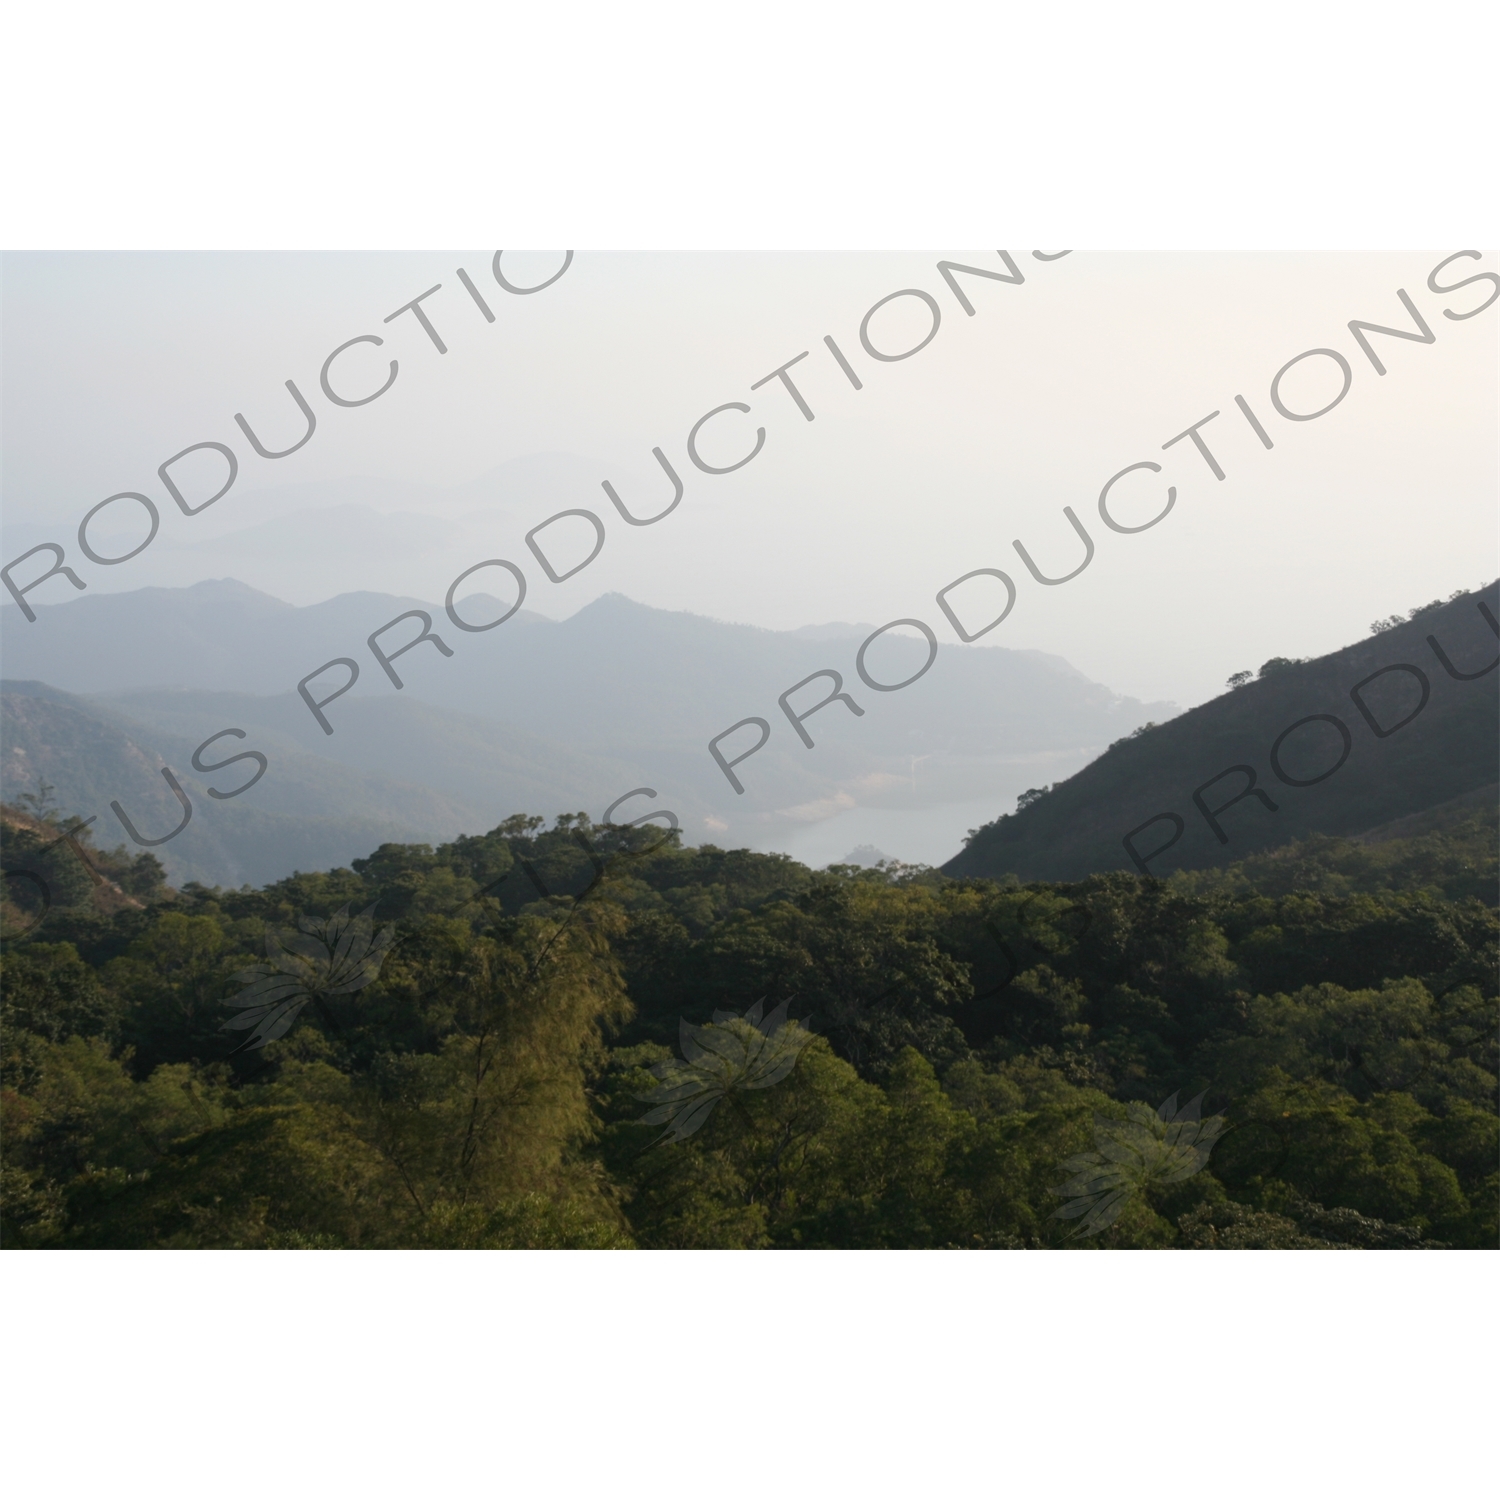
[0, 943, 119, 1045]
[15, 778, 60, 823]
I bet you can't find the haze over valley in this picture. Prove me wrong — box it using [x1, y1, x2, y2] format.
[2, 579, 1175, 884]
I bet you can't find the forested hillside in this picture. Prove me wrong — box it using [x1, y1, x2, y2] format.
[4, 798, 1494, 1249]
[948, 585, 1499, 883]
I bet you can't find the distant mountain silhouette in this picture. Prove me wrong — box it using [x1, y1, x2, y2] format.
[2, 582, 1175, 860]
[944, 585, 1500, 883]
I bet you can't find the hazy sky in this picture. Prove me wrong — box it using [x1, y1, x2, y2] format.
[2, 250, 1495, 711]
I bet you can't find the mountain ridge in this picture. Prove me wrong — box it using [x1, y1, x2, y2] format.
[3, 581, 1174, 853]
[944, 585, 1499, 883]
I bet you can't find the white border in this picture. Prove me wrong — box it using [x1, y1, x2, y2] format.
[3, 1251, 1494, 1496]
[1, 1, 1497, 249]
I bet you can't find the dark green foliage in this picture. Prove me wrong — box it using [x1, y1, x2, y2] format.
[2, 820, 99, 917]
[3, 806, 1495, 1249]
[0, 943, 119, 1044]
[2, 801, 173, 947]
[1177, 1197, 1448, 1248]
[1258, 656, 1305, 677]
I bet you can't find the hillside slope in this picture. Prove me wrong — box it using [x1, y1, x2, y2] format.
[945, 585, 1499, 883]
[0, 683, 563, 888]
